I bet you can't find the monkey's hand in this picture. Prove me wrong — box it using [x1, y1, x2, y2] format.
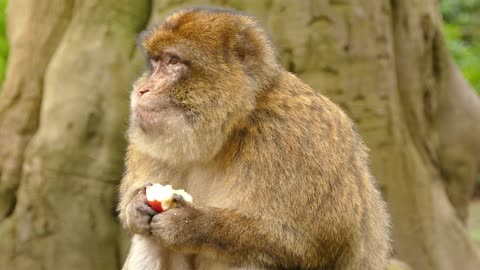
[124, 183, 158, 236]
[149, 194, 206, 250]
[148, 197, 312, 268]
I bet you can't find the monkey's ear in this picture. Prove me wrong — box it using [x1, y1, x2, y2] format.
[234, 29, 262, 69]
[233, 26, 279, 86]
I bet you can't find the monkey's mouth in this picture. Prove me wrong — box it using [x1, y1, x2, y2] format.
[133, 108, 163, 133]
[134, 106, 161, 122]
[133, 104, 180, 132]
[132, 99, 187, 134]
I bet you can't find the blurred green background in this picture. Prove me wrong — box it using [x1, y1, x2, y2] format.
[442, 0, 480, 94]
[0, 0, 7, 84]
[440, 0, 480, 246]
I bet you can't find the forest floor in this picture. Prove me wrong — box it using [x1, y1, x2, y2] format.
[469, 199, 480, 246]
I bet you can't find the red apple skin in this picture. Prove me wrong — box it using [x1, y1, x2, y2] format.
[145, 184, 164, 213]
[147, 199, 164, 213]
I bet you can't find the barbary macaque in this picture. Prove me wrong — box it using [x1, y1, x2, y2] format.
[118, 7, 391, 270]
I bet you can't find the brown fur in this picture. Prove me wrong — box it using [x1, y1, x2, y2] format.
[118, 7, 391, 270]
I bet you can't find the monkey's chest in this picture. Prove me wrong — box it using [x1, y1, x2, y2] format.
[182, 167, 241, 208]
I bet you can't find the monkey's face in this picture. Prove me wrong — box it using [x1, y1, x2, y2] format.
[130, 51, 189, 133]
[128, 10, 260, 165]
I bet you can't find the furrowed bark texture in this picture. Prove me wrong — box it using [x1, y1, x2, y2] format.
[0, 0, 150, 269]
[0, 0, 479, 270]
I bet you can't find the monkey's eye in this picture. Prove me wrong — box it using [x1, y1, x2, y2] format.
[167, 56, 179, 65]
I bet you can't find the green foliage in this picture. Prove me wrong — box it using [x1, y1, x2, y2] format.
[441, 0, 480, 94]
[469, 200, 480, 246]
[0, 0, 7, 85]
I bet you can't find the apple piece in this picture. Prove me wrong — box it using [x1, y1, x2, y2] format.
[145, 184, 192, 213]
[147, 198, 163, 213]
[145, 184, 174, 213]
[173, 189, 193, 203]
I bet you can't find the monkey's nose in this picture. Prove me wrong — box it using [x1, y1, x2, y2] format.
[138, 88, 150, 96]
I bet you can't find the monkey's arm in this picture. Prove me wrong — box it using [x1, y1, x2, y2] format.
[149, 195, 320, 268]
[117, 146, 169, 235]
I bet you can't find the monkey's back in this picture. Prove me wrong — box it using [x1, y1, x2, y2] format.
[224, 71, 391, 269]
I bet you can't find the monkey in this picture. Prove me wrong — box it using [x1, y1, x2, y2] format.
[118, 7, 391, 270]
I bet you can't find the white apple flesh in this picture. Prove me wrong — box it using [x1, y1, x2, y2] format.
[145, 184, 192, 213]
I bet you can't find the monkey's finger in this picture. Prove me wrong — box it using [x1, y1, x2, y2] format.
[143, 181, 153, 189]
[137, 182, 153, 194]
[136, 203, 158, 216]
[172, 194, 189, 208]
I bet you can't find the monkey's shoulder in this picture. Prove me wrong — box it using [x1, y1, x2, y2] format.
[254, 72, 355, 138]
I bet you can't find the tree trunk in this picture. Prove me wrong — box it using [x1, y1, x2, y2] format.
[0, 0, 150, 269]
[0, 0, 479, 270]
[0, 0, 75, 266]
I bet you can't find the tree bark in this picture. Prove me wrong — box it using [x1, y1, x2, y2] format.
[0, 0, 150, 269]
[0, 0, 479, 270]
[0, 0, 75, 267]
[387, 1, 480, 269]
